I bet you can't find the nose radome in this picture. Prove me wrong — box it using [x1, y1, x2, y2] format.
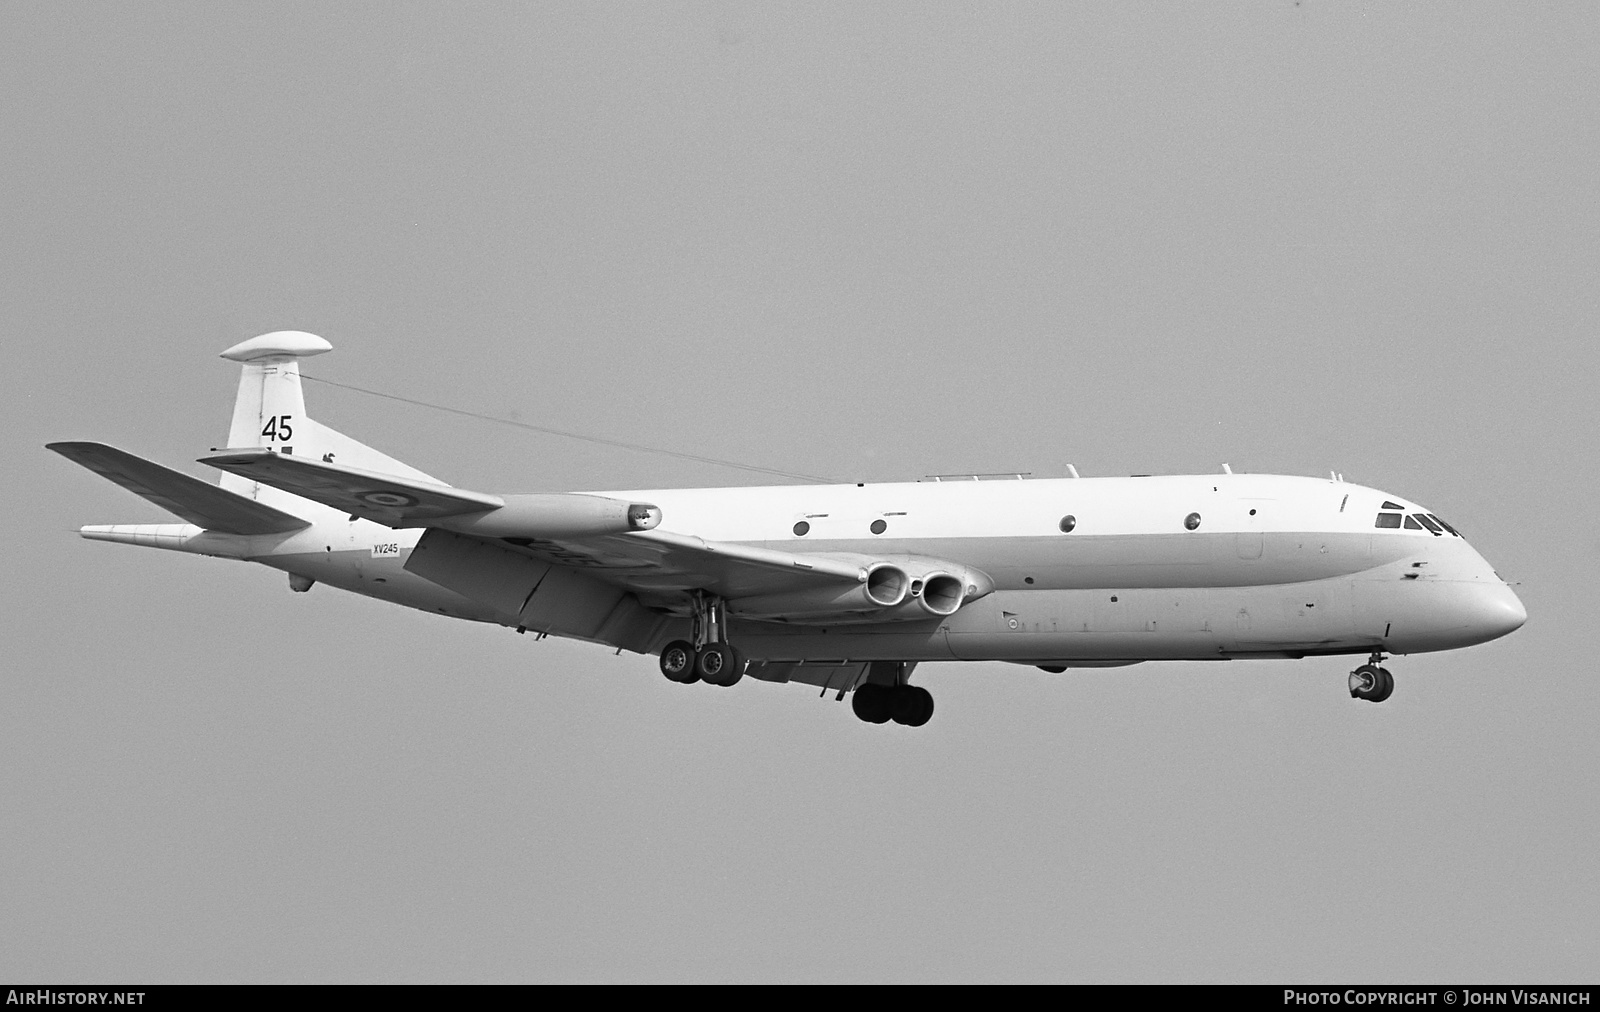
[1472, 583, 1527, 641]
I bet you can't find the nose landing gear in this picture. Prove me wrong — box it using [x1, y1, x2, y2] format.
[658, 592, 745, 688]
[1349, 652, 1394, 703]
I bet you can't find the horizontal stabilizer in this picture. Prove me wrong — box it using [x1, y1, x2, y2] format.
[199, 449, 503, 526]
[48, 441, 310, 535]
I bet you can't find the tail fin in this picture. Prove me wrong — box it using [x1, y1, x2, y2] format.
[219, 332, 444, 509]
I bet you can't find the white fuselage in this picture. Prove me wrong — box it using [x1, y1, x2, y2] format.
[605, 472, 1523, 663]
[107, 471, 1523, 667]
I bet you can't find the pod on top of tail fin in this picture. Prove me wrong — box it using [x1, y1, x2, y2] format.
[219, 331, 332, 362]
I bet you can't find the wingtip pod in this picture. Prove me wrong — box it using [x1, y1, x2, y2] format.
[197, 449, 659, 539]
[219, 331, 332, 362]
[448, 494, 661, 539]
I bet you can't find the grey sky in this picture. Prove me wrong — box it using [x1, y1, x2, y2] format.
[3, 3, 1596, 982]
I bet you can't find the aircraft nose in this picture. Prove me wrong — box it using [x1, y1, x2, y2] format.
[1468, 582, 1527, 642]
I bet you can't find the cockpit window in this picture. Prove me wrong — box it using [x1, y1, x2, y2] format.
[1413, 514, 1444, 535]
[1382, 501, 1405, 510]
[1376, 506, 1459, 536]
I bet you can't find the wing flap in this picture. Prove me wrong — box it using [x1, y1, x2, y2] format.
[199, 449, 503, 526]
[48, 441, 311, 536]
[746, 660, 869, 690]
[506, 529, 873, 604]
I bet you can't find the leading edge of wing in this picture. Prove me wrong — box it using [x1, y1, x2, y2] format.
[629, 530, 866, 582]
[48, 441, 311, 536]
[199, 448, 503, 525]
[563, 529, 883, 607]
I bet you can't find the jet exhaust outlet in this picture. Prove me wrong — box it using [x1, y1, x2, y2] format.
[865, 564, 909, 607]
[919, 572, 966, 616]
[728, 563, 909, 620]
[868, 555, 994, 619]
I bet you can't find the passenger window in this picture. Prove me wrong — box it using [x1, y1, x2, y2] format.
[1414, 515, 1443, 535]
[1403, 516, 1423, 530]
[1374, 513, 1402, 529]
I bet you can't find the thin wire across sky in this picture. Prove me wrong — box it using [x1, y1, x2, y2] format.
[299, 373, 837, 485]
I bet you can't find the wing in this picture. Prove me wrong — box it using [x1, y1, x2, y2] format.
[473, 528, 945, 623]
[199, 449, 503, 525]
[485, 530, 988, 621]
[198, 450, 867, 597]
[205, 449, 984, 624]
[574, 529, 868, 596]
[48, 441, 310, 535]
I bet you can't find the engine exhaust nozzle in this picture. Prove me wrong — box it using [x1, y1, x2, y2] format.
[918, 572, 966, 616]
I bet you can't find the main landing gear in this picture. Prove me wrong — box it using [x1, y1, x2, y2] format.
[849, 662, 934, 727]
[851, 683, 934, 726]
[1349, 652, 1395, 703]
[658, 592, 745, 688]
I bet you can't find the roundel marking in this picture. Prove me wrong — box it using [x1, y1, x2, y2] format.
[357, 490, 419, 508]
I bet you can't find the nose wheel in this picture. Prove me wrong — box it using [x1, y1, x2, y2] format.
[1349, 655, 1395, 703]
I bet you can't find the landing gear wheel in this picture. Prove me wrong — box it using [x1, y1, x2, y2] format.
[660, 640, 699, 683]
[890, 686, 934, 727]
[1349, 663, 1390, 702]
[851, 684, 893, 724]
[1371, 667, 1395, 703]
[695, 642, 744, 687]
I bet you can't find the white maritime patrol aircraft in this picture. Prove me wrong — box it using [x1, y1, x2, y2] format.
[50, 332, 1526, 727]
